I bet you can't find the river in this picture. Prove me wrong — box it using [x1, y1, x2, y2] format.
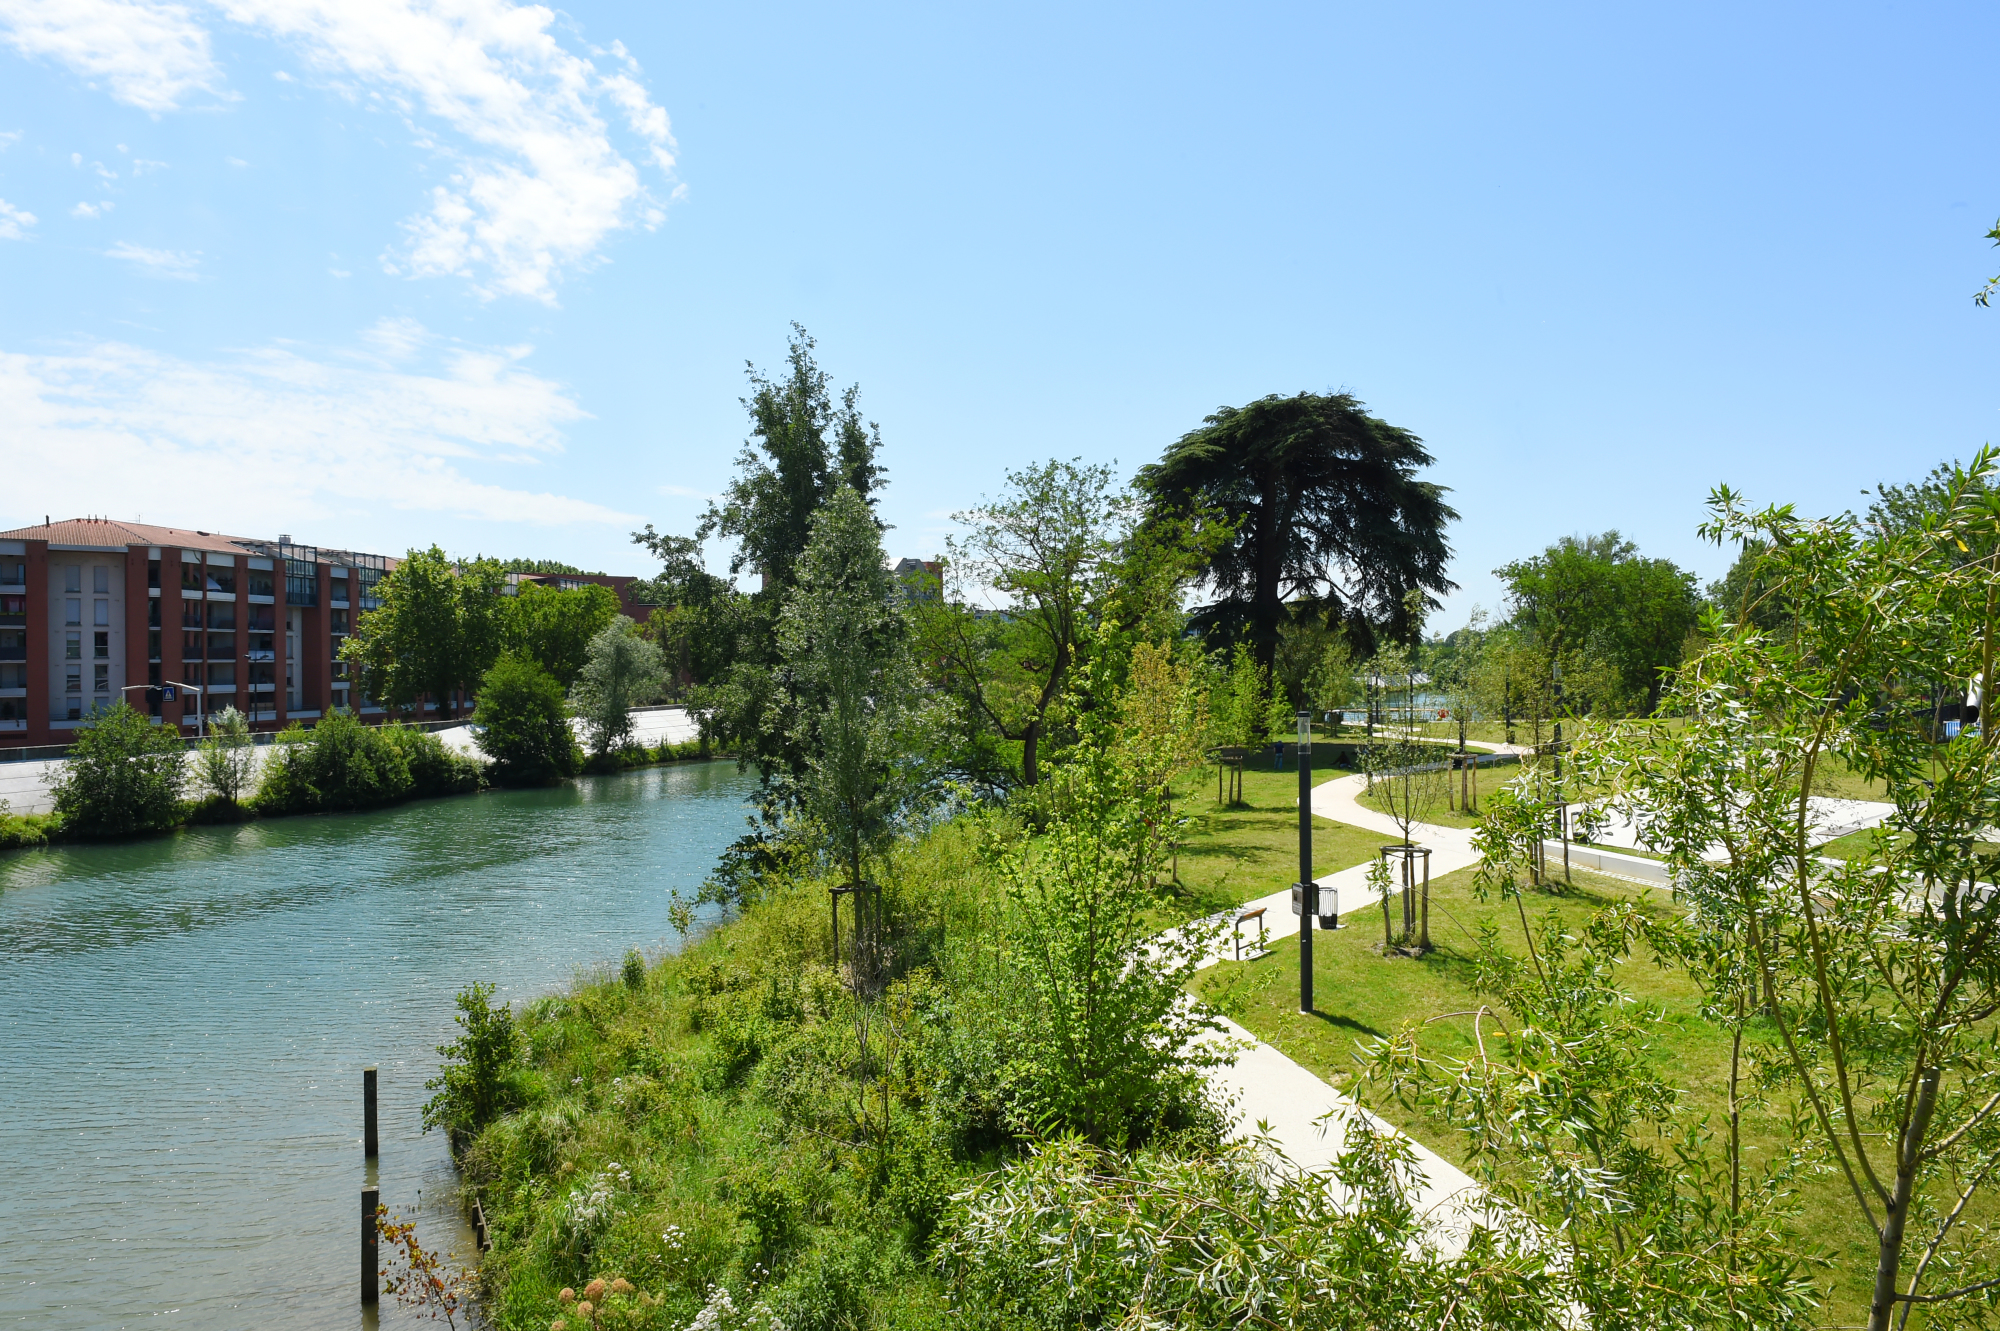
[0, 760, 756, 1329]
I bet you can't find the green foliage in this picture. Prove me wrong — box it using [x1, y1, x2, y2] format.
[502, 581, 621, 689]
[627, 527, 743, 697]
[48, 701, 185, 837]
[1207, 643, 1266, 750]
[1591, 453, 2000, 1329]
[1137, 391, 1458, 667]
[0, 804, 61, 849]
[252, 713, 478, 814]
[343, 546, 508, 719]
[998, 678, 1226, 1147]
[474, 654, 581, 786]
[423, 982, 526, 1149]
[1495, 529, 1700, 716]
[621, 949, 646, 990]
[780, 485, 914, 888]
[192, 704, 255, 806]
[500, 557, 598, 576]
[909, 459, 1134, 789]
[571, 617, 667, 759]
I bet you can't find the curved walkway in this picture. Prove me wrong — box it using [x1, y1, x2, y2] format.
[1179, 769, 1501, 1253]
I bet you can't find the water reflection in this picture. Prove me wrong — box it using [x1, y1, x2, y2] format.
[0, 762, 753, 1328]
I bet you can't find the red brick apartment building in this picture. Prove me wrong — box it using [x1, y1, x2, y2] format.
[0, 517, 653, 748]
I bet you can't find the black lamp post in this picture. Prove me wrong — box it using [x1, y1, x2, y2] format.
[1297, 708, 1314, 1013]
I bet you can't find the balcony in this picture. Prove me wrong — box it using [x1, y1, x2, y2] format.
[0, 687, 24, 699]
[247, 649, 275, 663]
[0, 719, 24, 731]
[248, 594, 275, 606]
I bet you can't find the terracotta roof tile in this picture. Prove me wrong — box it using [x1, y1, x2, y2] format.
[0, 518, 260, 552]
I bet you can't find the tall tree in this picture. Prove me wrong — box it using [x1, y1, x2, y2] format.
[501, 582, 620, 689]
[570, 617, 667, 759]
[779, 486, 911, 891]
[1136, 392, 1457, 673]
[910, 460, 1131, 787]
[1497, 531, 1700, 716]
[345, 547, 508, 719]
[699, 322, 885, 593]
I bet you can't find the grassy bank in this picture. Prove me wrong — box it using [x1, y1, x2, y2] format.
[455, 821, 1031, 1330]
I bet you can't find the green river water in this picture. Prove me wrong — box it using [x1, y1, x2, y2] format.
[0, 760, 756, 1329]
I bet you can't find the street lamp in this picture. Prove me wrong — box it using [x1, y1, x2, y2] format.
[133, 680, 208, 740]
[1296, 709, 1314, 1013]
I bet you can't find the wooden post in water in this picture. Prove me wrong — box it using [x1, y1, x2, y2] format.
[363, 1066, 378, 1159]
[361, 1185, 379, 1304]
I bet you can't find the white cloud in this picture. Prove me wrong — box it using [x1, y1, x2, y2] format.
[131, 157, 167, 175]
[213, 0, 677, 302]
[225, 155, 248, 166]
[0, 0, 224, 113]
[0, 130, 21, 150]
[360, 314, 428, 361]
[71, 200, 114, 218]
[106, 239, 201, 278]
[0, 197, 35, 239]
[0, 339, 635, 529]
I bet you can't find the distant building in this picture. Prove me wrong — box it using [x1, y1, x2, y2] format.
[0, 517, 647, 747]
[890, 557, 941, 604]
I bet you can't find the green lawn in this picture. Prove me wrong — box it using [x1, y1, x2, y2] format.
[1191, 861, 1886, 1323]
[1157, 753, 1382, 927]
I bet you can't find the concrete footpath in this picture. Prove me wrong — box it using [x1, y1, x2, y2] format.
[0, 706, 703, 816]
[1173, 770, 1498, 1251]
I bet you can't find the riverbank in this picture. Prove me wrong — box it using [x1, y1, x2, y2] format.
[0, 706, 718, 853]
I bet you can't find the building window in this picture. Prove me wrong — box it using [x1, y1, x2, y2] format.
[330, 578, 350, 603]
[148, 559, 161, 590]
[94, 631, 109, 659]
[148, 630, 162, 661]
[330, 609, 349, 635]
[94, 664, 109, 693]
[207, 662, 235, 688]
[207, 632, 234, 659]
[67, 704, 81, 721]
[94, 600, 109, 627]
[0, 630, 24, 662]
[65, 632, 81, 660]
[64, 566, 80, 593]
[206, 566, 235, 595]
[65, 598, 80, 626]
[182, 601, 202, 629]
[147, 598, 161, 628]
[183, 663, 201, 687]
[93, 566, 109, 594]
[65, 665, 81, 694]
[183, 632, 204, 660]
[208, 602, 235, 631]
[182, 562, 203, 591]
[247, 570, 275, 597]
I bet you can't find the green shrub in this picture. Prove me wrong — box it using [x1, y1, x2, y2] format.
[251, 712, 413, 814]
[0, 805, 61, 850]
[621, 949, 646, 990]
[474, 654, 581, 785]
[423, 981, 526, 1151]
[377, 723, 483, 799]
[191, 705, 255, 806]
[48, 701, 186, 837]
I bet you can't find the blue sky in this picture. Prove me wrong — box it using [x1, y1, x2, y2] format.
[1, 1, 1995, 626]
